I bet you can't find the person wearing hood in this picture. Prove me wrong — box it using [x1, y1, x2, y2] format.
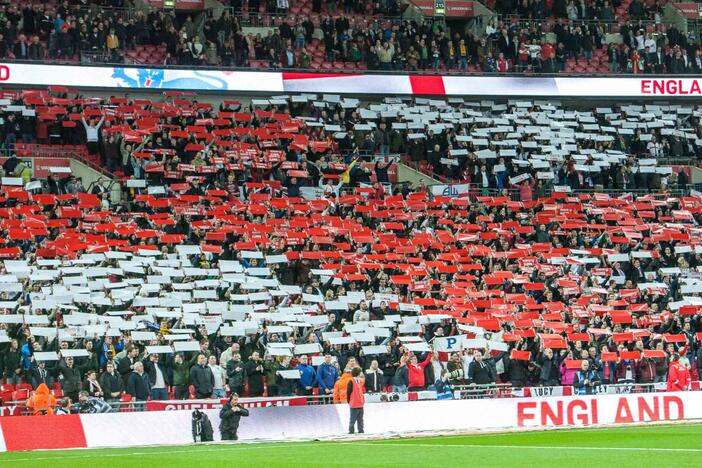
[26, 383, 57, 415]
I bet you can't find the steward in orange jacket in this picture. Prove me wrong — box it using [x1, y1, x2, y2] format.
[333, 370, 353, 403]
[26, 383, 56, 415]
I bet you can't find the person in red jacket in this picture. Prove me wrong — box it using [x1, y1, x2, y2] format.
[407, 352, 433, 391]
[666, 354, 687, 392]
[346, 367, 365, 434]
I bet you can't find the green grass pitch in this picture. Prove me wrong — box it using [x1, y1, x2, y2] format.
[1, 423, 701, 467]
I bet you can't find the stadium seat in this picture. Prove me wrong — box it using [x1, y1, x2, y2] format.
[12, 389, 29, 401]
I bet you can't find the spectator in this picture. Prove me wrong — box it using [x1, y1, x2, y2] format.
[189, 354, 215, 399]
[317, 354, 339, 396]
[99, 361, 123, 403]
[28, 359, 52, 390]
[143, 353, 169, 401]
[245, 351, 265, 397]
[126, 361, 150, 404]
[467, 350, 496, 385]
[537, 348, 562, 387]
[364, 360, 384, 393]
[297, 355, 317, 396]
[407, 352, 433, 391]
[85, 370, 104, 398]
[173, 353, 196, 400]
[28, 36, 44, 60]
[208, 355, 227, 399]
[573, 361, 600, 395]
[81, 115, 105, 155]
[58, 356, 86, 402]
[226, 353, 246, 396]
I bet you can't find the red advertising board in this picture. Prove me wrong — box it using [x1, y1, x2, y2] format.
[446, 0, 475, 16]
[175, 0, 205, 10]
[673, 2, 699, 19]
[145, 396, 308, 411]
[144, 0, 205, 9]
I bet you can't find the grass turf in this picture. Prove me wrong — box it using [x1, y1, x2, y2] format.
[1, 423, 701, 467]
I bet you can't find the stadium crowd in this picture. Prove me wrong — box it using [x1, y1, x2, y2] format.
[0, 1, 700, 74]
[0, 89, 701, 415]
[0, 89, 698, 194]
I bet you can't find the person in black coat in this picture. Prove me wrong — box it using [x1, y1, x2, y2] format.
[118, 347, 140, 383]
[99, 361, 124, 402]
[192, 409, 214, 442]
[219, 393, 250, 440]
[189, 354, 215, 399]
[226, 353, 246, 396]
[28, 360, 52, 390]
[143, 353, 172, 401]
[244, 352, 265, 397]
[537, 348, 563, 386]
[125, 362, 150, 401]
[467, 350, 496, 385]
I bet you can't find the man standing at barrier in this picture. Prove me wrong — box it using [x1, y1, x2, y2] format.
[346, 367, 365, 434]
[219, 393, 249, 441]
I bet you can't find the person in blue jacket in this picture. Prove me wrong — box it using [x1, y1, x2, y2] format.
[316, 354, 339, 396]
[297, 355, 317, 396]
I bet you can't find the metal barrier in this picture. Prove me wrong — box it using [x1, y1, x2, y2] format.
[494, 15, 669, 34]
[4, 382, 692, 416]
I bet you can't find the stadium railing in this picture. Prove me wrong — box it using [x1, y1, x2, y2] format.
[494, 16, 669, 35]
[4, 382, 698, 415]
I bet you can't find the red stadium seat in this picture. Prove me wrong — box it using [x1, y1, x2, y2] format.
[12, 389, 29, 401]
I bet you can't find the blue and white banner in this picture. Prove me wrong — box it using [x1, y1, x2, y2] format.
[1, 62, 701, 96]
[430, 184, 472, 197]
[0, 63, 284, 92]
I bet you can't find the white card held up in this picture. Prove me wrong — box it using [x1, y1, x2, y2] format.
[362, 345, 388, 355]
[294, 343, 322, 355]
[277, 370, 301, 379]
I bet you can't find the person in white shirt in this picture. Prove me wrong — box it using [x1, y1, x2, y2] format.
[208, 355, 228, 399]
[647, 135, 663, 158]
[643, 34, 656, 55]
[81, 116, 105, 155]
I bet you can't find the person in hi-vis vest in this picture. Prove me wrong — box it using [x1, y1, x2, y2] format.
[346, 367, 366, 434]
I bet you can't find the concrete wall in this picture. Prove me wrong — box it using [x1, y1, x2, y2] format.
[396, 163, 440, 186]
[690, 166, 702, 184]
[69, 159, 122, 203]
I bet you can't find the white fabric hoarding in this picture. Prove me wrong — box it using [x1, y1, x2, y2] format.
[75, 392, 701, 449]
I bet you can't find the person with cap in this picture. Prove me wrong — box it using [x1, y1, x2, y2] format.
[346, 367, 366, 434]
[219, 393, 250, 441]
